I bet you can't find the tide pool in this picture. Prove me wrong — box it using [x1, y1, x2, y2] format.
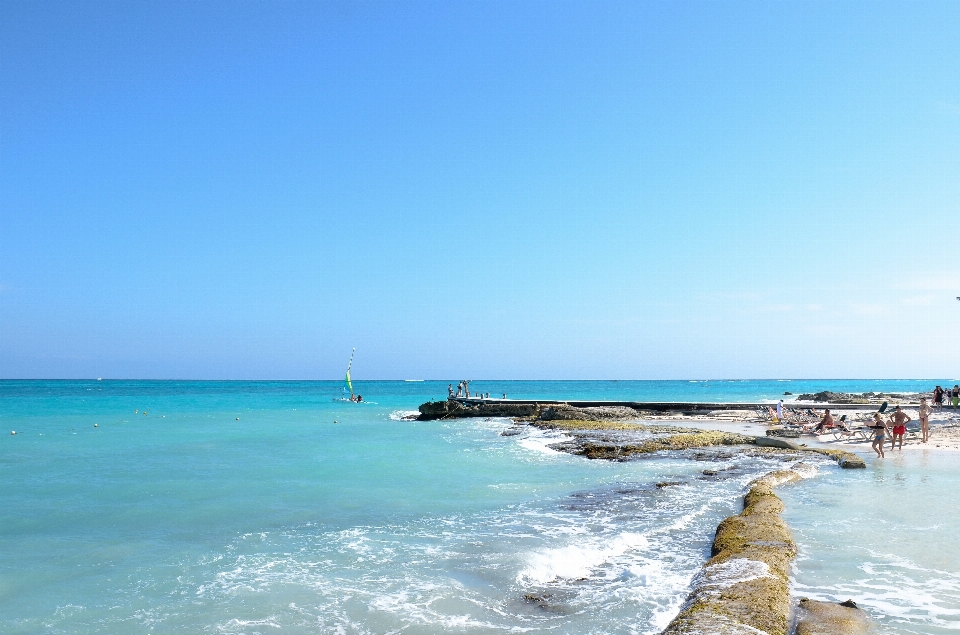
[1, 380, 957, 634]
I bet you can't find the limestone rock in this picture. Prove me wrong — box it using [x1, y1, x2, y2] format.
[795, 598, 872, 635]
[662, 474, 802, 635]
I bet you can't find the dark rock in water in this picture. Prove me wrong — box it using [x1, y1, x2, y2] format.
[417, 399, 537, 421]
[783, 391, 793, 395]
[656, 481, 684, 488]
[754, 436, 802, 450]
[795, 598, 871, 635]
[702, 469, 719, 476]
[796, 390, 870, 404]
[500, 427, 525, 437]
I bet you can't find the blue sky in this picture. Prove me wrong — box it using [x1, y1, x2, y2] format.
[2, 1, 959, 379]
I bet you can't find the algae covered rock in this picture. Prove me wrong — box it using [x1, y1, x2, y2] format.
[538, 404, 641, 421]
[574, 430, 755, 460]
[808, 448, 866, 469]
[662, 470, 804, 635]
[795, 598, 872, 635]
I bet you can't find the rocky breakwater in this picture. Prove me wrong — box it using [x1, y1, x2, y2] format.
[417, 399, 539, 420]
[537, 420, 866, 469]
[796, 390, 922, 404]
[662, 469, 805, 635]
[417, 400, 641, 422]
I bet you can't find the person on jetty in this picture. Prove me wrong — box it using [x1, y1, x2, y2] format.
[869, 413, 888, 458]
[919, 397, 932, 443]
[890, 406, 910, 450]
[448, 384, 454, 398]
[813, 409, 835, 434]
[456, 381, 463, 398]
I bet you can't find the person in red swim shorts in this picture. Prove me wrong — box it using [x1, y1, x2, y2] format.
[890, 405, 911, 451]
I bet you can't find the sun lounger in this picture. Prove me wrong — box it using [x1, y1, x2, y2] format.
[830, 426, 869, 442]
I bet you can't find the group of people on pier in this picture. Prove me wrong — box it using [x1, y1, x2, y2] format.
[448, 381, 499, 400]
[449, 381, 472, 398]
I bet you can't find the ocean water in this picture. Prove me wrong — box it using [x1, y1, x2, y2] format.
[1, 380, 957, 634]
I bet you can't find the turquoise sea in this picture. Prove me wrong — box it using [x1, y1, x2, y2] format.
[2, 380, 959, 634]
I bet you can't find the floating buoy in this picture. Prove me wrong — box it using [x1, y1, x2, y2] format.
[10, 430, 16, 435]
[135, 410, 138, 414]
[235, 417, 240, 421]
[143, 412, 147, 416]
[94, 424, 98, 428]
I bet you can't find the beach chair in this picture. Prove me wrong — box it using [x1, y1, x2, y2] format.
[830, 425, 868, 442]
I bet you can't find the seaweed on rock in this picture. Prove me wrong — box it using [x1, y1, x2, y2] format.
[661, 471, 801, 635]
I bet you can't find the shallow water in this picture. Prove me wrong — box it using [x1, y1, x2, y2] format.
[1, 380, 956, 634]
[782, 450, 960, 634]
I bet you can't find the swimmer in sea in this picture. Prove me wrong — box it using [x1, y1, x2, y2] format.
[890, 405, 910, 450]
[869, 413, 887, 458]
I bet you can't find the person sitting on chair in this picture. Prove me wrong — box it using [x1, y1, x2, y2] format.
[813, 409, 835, 434]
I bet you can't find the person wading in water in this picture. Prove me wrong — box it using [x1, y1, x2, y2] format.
[869, 413, 888, 458]
[890, 406, 911, 451]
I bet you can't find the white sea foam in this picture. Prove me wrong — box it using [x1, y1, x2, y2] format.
[519, 532, 649, 584]
[388, 410, 419, 421]
[692, 558, 772, 594]
[516, 428, 570, 455]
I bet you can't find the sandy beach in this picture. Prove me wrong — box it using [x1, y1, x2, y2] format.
[632, 406, 960, 452]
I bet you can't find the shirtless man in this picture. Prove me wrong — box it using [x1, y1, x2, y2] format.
[869, 413, 887, 458]
[813, 409, 835, 434]
[890, 406, 911, 450]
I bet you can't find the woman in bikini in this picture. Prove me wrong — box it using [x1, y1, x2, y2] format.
[870, 413, 887, 458]
[918, 397, 932, 444]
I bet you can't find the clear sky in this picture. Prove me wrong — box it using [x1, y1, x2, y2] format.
[2, 1, 959, 380]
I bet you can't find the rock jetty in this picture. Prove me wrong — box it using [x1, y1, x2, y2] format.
[662, 469, 803, 635]
[417, 400, 641, 421]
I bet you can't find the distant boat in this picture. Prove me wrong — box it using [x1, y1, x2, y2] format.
[404, 379, 424, 382]
[334, 349, 359, 402]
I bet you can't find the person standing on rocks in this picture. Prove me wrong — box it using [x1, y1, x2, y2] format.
[870, 413, 887, 458]
[890, 406, 911, 450]
[918, 397, 932, 443]
[776, 400, 785, 424]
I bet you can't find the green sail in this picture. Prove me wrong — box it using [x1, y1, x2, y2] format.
[345, 369, 353, 395]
